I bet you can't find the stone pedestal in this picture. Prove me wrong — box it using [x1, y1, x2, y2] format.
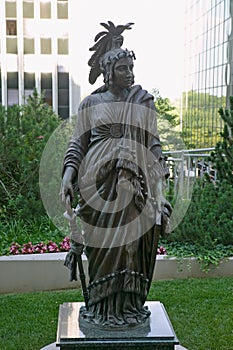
[56, 301, 179, 350]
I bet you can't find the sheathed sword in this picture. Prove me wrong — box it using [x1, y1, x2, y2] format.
[63, 197, 89, 310]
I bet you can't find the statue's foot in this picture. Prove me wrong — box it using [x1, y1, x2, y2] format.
[124, 316, 138, 326]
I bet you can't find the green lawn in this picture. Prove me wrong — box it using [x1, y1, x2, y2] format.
[0, 277, 232, 350]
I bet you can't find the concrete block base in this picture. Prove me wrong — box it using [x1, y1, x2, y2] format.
[55, 301, 179, 350]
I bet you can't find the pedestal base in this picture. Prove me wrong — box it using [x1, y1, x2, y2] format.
[56, 301, 179, 350]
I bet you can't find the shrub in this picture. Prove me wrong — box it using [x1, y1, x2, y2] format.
[209, 96, 233, 185]
[170, 178, 233, 246]
[0, 90, 61, 219]
[170, 97, 233, 247]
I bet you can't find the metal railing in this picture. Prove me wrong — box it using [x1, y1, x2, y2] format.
[164, 148, 216, 200]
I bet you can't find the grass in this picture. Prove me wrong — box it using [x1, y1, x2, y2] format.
[0, 277, 232, 350]
[0, 216, 66, 255]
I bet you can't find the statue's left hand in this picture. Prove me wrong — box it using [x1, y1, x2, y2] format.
[60, 166, 76, 208]
[161, 200, 172, 237]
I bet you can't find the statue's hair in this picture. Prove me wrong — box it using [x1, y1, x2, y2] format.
[88, 21, 134, 85]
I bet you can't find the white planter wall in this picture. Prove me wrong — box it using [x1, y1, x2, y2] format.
[0, 253, 232, 294]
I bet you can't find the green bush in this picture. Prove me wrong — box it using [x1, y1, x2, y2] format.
[209, 96, 233, 185]
[0, 90, 61, 220]
[170, 97, 233, 248]
[170, 178, 233, 246]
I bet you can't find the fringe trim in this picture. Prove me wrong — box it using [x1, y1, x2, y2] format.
[88, 269, 149, 305]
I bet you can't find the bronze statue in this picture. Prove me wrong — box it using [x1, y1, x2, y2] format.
[60, 21, 171, 329]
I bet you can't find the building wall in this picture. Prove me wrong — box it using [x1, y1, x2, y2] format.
[183, 0, 232, 148]
[0, 0, 80, 119]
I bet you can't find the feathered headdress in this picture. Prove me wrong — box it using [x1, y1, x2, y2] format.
[88, 21, 134, 85]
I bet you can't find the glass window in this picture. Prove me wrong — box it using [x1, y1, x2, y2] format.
[58, 106, 69, 119]
[223, 41, 228, 64]
[225, 18, 231, 38]
[5, 1, 16, 18]
[40, 38, 52, 54]
[24, 72, 35, 89]
[6, 37, 17, 54]
[24, 38, 35, 54]
[40, 1, 51, 19]
[58, 89, 69, 105]
[57, 0, 68, 19]
[41, 73, 52, 106]
[58, 72, 69, 88]
[23, 1, 34, 18]
[6, 20, 17, 35]
[24, 72, 35, 101]
[58, 38, 68, 54]
[58, 72, 69, 118]
[8, 89, 19, 105]
[7, 72, 18, 89]
[41, 72, 52, 89]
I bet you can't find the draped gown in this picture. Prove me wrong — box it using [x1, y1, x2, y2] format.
[63, 85, 169, 327]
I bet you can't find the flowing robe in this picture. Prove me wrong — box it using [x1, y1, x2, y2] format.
[63, 85, 169, 326]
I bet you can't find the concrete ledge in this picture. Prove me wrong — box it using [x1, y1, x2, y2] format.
[0, 253, 232, 294]
[154, 256, 233, 280]
[41, 342, 188, 350]
[0, 252, 82, 293]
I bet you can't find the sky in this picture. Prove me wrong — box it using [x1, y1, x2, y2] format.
[74, 0, 185, 101]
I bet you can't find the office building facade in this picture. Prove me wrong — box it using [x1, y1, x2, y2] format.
[183, 0, 233, 148]
[0, 0, 80, 118]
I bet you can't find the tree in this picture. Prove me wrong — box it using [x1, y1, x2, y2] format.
[210, 96, 233, 185]
[0, 89, 61, 219]
[153, 89, 180, 127]
[152, 89, 182, 151]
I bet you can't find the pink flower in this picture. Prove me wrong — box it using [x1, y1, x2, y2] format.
[46, 241, 59, 253]
[59, 236, 70, 252]
[157, 246, 167, 255]
[10, 242, 21, 255]
[34, 242, 47, 253]
[37, 135, 44, 139]
[22, 242, 34, 254]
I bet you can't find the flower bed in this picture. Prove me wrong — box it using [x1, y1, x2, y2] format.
[9, 236, 71, 255]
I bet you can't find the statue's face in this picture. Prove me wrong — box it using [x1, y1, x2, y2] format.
[112, 57, 134, 89]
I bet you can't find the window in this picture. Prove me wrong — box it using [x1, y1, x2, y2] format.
[58, 72, 69, 89]
[40, 38, 52, 54]
[23, 1, 34, 18]
[7, 72, 18, 105]
[5, 1, 16, 18]
[24, 72, 35, 101]
[58, 72, 69, 118]
[24, 38, 35, 54]
[8, 89, 19, 105]
[6, 20, 17, 35]
[40, 1, 51, 19]
[7, 72, 18, 88]
[57, 0, 68, 19]
[7, 38, 17, 54]
[41, 72, 52, 106]
[58, 105, 69, 118]
[24, 72, 35, 89]
[58, 38, 68, 55]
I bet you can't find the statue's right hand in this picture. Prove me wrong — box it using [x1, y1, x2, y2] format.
[60, 167, 76, 207]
